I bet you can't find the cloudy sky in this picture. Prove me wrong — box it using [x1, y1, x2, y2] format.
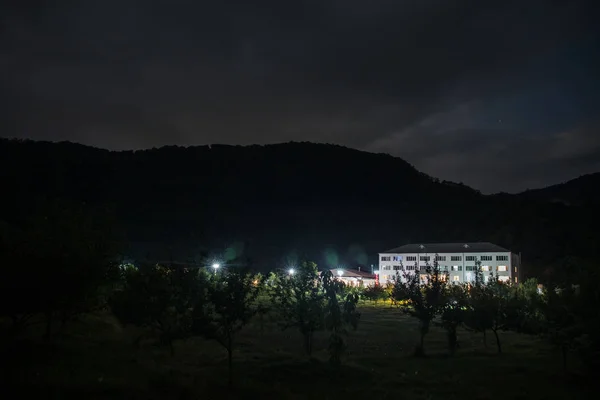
[1, 0, 599, 193]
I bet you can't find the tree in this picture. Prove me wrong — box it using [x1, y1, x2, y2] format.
[392, 259, 447, 356]
[321, 270, 361, 365]
[269, 261, 325, 357]
[464, 272, 511, 354]
[0, 200, 120, 338]
[504, 278, 545, 335]
[192, 269, 263, 386]
[439, 284, 469, 355]
[110, 263, 204, 354]
[362, 284, 387, 304]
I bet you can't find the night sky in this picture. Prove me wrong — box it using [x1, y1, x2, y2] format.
[2, 0, 599, 193]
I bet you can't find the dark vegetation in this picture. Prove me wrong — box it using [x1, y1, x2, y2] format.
[1, 138, 599, 397]
[2, 138, 600, 279]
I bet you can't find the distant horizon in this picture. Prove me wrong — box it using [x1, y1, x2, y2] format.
[2, 136, 597, 196]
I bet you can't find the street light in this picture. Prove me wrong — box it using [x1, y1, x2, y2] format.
[288, 268, 295, 275]
[212, 263, 220, 270]
[337, 269, 344, 276]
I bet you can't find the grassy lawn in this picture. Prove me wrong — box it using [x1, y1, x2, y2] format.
[1, 304, 594, 399]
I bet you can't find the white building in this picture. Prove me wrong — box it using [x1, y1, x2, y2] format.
[378, 242, 520, 285]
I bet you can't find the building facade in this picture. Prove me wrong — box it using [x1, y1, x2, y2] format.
[328, 268, 377, 287]
[378, 242, 520, 285]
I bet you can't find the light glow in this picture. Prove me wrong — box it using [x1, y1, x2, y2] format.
[212, 263, 220, 269]
[288, 268, 295, 275]
[337, 269, 344, 276]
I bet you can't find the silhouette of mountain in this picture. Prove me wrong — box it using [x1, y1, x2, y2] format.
[519, 173, 600, 206]
[1, 138, 598, 278]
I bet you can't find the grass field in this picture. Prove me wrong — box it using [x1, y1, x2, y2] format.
[1, 303, 594, 399]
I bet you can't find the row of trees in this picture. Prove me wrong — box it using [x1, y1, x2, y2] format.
[0, 203, 362, 385]
[1, 202, 597, 380]
[0, 200, 120, 338]
[385, 260, 599, 372]
[109, 261, 361, 384]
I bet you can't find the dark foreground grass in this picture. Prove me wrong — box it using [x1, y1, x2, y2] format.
[1, 304, 595, 399]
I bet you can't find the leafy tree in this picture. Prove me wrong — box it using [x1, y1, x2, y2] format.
[321, 270, 361, 365]
[192, 269, 263, 386]
[465, 272, 512, 354]
[392, 259, 447, 356]
[269, 261, 325, 357]
[439, 284, 469, 355]
[540, 267, 600, 373]
[110, 263, 204, 354]
[362, 284, 387, 303]
[541, 283, 582, 370]
[0, 200, 120, 338]
[504, 278, 545, 335]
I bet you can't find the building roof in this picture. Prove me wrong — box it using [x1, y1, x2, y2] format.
[382, 242, 510, 254]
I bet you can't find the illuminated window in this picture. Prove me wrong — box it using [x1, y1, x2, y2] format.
[453, 275, 460, 282]
[498, 276, 509, 282]
[497, 265, 507, 272]
[465, 272, 474, 282]
[515, 277, 518, 283]
[515, 267, 518, 272]
[393, 256, 402, 261]
[481, 265, 490, 272]
[481, 256, 492, 261]
[451, 265, 462, 271]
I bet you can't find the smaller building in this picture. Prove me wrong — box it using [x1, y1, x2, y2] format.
[328, 268, 377, 287]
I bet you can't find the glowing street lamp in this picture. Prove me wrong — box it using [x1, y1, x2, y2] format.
[337, 269, 344, 276]
[288, 268, 295, 275]
[212, 263, 220, 270]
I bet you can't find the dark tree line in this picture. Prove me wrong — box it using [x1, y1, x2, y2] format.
[388, 256, 600, 374]
[0, 199, 120, 338]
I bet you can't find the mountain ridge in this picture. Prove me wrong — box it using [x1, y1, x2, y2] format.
[1, 138, 598, 277]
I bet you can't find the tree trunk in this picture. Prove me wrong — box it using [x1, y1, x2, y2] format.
[44, 311, 53, 340]
[227, 336, 233, 387]
[11, 314, 30, 337]
[448, 327, 457, 356]
[415, 332, 426, 357]
[59, 311, 69, 332]
[132, 334, 144, 349]
[303, 331, 313, 356]
[492, 329, 502, 354]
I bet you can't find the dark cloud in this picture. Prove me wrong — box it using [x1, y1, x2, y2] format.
[1, 0, 598, 192]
